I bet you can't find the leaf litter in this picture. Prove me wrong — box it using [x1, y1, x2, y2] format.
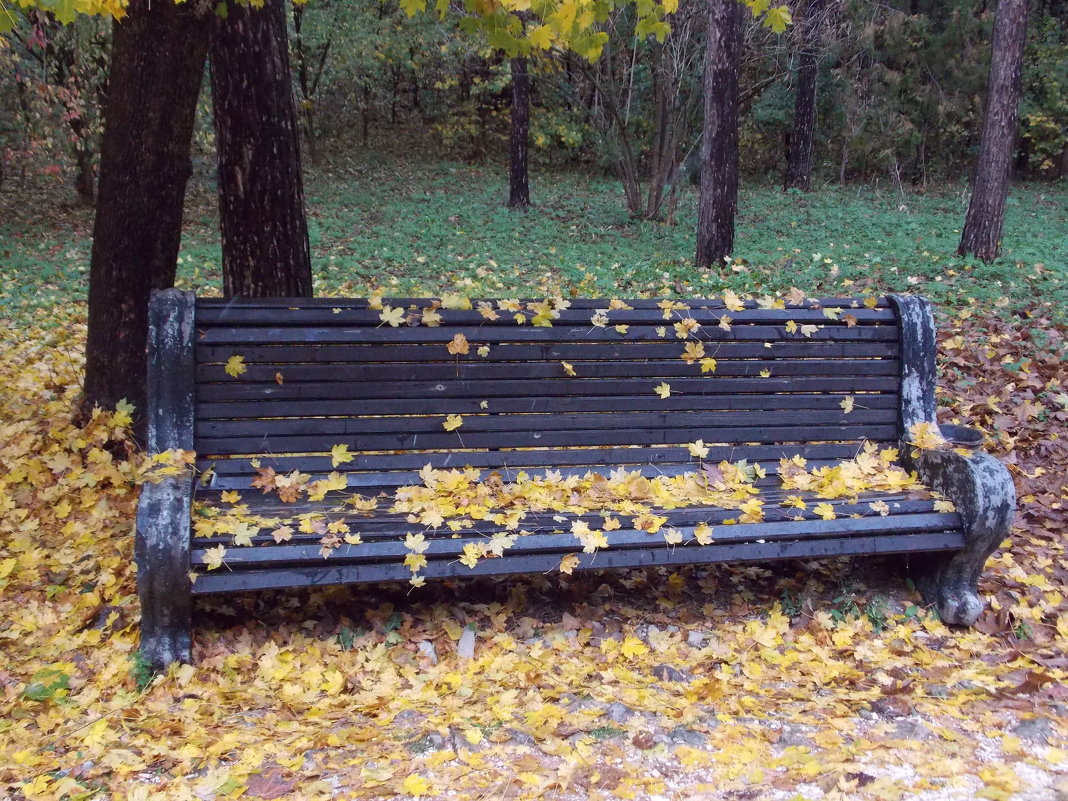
[0, 301, 1066, 801]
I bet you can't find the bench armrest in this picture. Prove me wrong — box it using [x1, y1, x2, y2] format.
[938, 423, 984, 448]
[901, 445, 1015, 625]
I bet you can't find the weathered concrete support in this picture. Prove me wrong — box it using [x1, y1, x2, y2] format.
[890, 294, 1015, 625]
[136, 289, 196, 668]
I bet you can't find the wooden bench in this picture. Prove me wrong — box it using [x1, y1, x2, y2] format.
[136, 290, 1015, 668]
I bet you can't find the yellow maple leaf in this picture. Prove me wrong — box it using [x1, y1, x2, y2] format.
[331, 444, 355, 467]
[654, 382, 671, 399]
[590, 311, 609, 327]
[559, 554, 580, 574]
[663, 528, 683, 545]
[621, 636, 649, 658]
[869, 501, 890, 516]
[863, 296, 879, 309]
[681, 341, 705, 364]
[404, 552, 428, 572]
[221, 490, 241, 503]
[224, 355, 247, 377]
[718, 315, 732, 331]
[759, 369, 771, 378]
[443, 414, 463, 432]
[785, 320, 798, 334]
[379, 305, 405, 327]
[203, 545, 226, 570]
[723, 289, 746, 312]
[614, 324, 629, 334]
[813, 503, 836, 520]
[528, 24, 553, 49]
[561, 361, 577, 376]
[694, 522, 714, 545]
[401, 774, 433, 797]
[477, 345, 490, 357]
[446, 333, 470, 355]
[440, 293, 472, 310]
[409, 575, 426, 587]
[687, 440, 709, 459]
[421, 307, 442, 327]
[405, 532, 430, 554]
[603, 516, 621, 531]
[700, 357, 718, 374]
[840, 396, 855, 414]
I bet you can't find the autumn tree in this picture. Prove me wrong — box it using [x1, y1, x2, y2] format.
[211, 0, 312, 297]
[695, 0, 742, 269]
[509, 55, 531, 208]
[958, 0, 1031, 262]
[81, 0, 211, 421]
[783, 0, 824, 191]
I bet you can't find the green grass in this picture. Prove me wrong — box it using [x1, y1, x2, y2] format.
[1, 153, 1065, 323]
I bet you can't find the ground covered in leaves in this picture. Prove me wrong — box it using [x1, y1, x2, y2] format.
[1, 163, 1067, 800]
[1, 292, 1065, 801]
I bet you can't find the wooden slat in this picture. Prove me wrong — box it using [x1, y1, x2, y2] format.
[196, 358, 900, 385]
[196, 341, 901, 365]
[194, 307, 895, 327]
[197, 376, 899, 402]
[190, 497, 944, 546]
[191, 512, 959, 566]
[196, 408, 896, 440]
[189, 532, 961, 595]
[197, 296, 891, 311]
[197, 393, 899, 422]
[197, 324, 900, 346]
[198, 442, 874, 480]
[196, 423, 900, 456]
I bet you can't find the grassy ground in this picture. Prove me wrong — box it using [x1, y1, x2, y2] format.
[1, 154, 1066, 319]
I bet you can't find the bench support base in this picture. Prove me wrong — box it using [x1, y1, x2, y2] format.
[905, 448, 1015, 625]
[136, 476, 193, 669]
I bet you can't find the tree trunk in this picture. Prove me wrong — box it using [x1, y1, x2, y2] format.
[82, 0, 210, 425]
[784, 0, 825, 191]
[211, 0, 312, 298]
[695, 0, 741, 269]
[958, 0, 1030, 262]
[508, 56, 531, 209]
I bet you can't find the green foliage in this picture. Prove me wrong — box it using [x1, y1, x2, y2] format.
[22, 665, 71, 703]
[128, 651, 157, 692]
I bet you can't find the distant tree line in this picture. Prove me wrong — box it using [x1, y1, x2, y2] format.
[0, 0, 1059, 431]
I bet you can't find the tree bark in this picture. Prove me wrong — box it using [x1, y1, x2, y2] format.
[508, 56, 531, 209]
[958, 0, 1030, 262]
[82, 0, 210, 425]
[211, 0, 313, 297]
[695, 0, 741, 269]
[784, 0, 825, 191]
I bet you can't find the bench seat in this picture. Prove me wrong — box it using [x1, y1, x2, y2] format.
[135, 292, 1015, 667]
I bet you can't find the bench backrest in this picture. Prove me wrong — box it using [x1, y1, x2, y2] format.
[189, 296, 911, 490]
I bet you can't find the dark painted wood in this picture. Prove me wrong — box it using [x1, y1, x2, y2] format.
[197, 393, 899, 422]
[190, 499, 947, 548]
[197, 376, 899, 402]
[196, 358, 900, 385]
[196, 424, 900, 456]
[197, 296, 891, 310]
[196, 408, 896, 439]
[190, 532, 964, 595]
[194, 306, 895, 326]
[196, 340, 901, 365]
[136, 289, 196, 669]
[197, 324, 900, 345]
[199, 442, 870, 479]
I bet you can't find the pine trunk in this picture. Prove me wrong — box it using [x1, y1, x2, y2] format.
[958, 0, 1030, 262]
[82, 0, 210, 425]
[211, 0, 313, 298]
[508, 56, 531, 209]
[695, 0, 741, 269]
[784, 0, 824, 191]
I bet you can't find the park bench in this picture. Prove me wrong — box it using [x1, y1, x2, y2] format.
[136, 290, 1015, 668]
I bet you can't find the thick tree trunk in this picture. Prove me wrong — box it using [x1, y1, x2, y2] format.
[958, 0, 1030, 262]
[784, 0, 825, 191]
[82, 0, 210, 424]
[508, 56, 531, 209]
[211, 0, 312, 298]
[695, 0, 741, 269]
